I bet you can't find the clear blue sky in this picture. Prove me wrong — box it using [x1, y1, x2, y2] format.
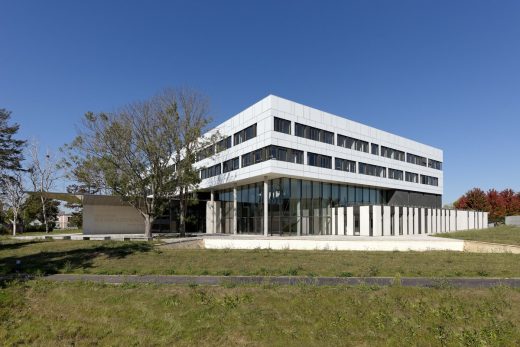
[1, 0, 519, 204]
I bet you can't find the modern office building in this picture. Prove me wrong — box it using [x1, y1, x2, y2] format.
[80, 95, 488, 236]
[196, 95, 457, 236]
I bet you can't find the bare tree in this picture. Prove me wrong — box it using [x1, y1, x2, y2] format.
[2, 170, 26, 235]
[28, 142, 59, 233]
[63, 88, 214, 238]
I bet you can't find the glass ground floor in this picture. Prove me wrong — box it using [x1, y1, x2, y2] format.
[213, 177, 441, 236]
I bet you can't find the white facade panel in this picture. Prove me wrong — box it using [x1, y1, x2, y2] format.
[420, 208, 425, 234]
[360, 206, 370, 236]
[413, 208, 419, 235]
[402, 207, 408, 235]
[457, 210, 468, 231]
[468, 211, 475, 230]
[346, 207, 354, 236]
[372, 205, 382, 237]
[383, 206, 391, 236]
[337, 207, 345, 235]
[393, 206, 400, 236]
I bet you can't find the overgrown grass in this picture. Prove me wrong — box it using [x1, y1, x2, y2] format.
[1, 280, 519, 346]
[2, 239, 520, 277]
[436, 225, 520, 246]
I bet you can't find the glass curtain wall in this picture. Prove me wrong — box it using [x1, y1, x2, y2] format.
[217, 178, 386, 235]
[237, 183, 263, 234]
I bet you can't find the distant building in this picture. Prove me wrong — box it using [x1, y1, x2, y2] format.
[57, 213, 72, 229]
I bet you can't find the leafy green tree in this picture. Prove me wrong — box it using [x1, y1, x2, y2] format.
[0, 109, 26, 187]
[21, 194, 59, 231]
[62, 88, 213, 237]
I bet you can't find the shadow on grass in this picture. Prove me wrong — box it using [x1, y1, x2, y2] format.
[0, 242, 153, 278]
[0, 240, 44, 251]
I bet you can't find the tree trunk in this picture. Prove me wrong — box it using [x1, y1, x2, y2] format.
[179, 188, 186, 238]
[144, 214, 153, 239]
[11, 215, 17, 236]
[40, 194, 49, 233]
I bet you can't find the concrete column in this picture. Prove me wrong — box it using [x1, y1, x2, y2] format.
[449, 210, 456, 232]
[456, 210, 467, 231]
[346, 206, 354, 236]
[468, 211, 475, 230]
[479, 212, 484, 229]
[413, 208, 419, 235]
[263, 178, 268, 236]
[233, 185, 237, 235]
[428, 209, 432, 234]
[419, 208, 425, 234]
[332, 207, 337, 236]
[383, 206, 391, 236]
[393, 206, 400, 236]
[337, 207, 345, 235]
[435, 209, 441, 233]
[402, 207, 408, 235]
[372, 205, 382, 237]
[297, 200, 301, 236]
[360, 206, 370, 236]
[210, 190, 215, 233]
[215, 201, 221, 233]
[440, 210, 444, 233]
[483, 212, 488, 228]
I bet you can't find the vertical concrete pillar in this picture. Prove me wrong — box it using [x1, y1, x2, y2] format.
[468, 211, 475, 230]
[483, 212, 488, 228]
[402, 207, 408, 235]
[393, 206, 400, 236]
[297, 200, 301, 236]
[456, 210, 467, 231]
[359, 206, 370, 236]
[435, 209, 441, 233]
[449, 210, 456, 232]
[430, 209, 435, 234]
[424, 208, 432, 234]
[215, 201, 221, 233]
[332, 207, 337, 236]
[263, 178, 268, 236]
[205, 201, 213, 234]
[346, 206, 354, 236]
[337, 207, 345, 235]
[479, 212, 484, 229]
[210, 190, 215, 234]
[383, 206, 391, 236]
[233, 185, 238, 235]
[413, 208, 419, 235]
[372, 205, 382, 237]
[419, 208, 425, 234]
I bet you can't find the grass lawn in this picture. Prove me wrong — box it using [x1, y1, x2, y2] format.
[1, 280, 519, 346]
[436, 225, 520, 246]
[2, 238, 520, 277]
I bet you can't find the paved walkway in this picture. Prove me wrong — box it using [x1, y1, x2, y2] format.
[10, 274, 519, 288]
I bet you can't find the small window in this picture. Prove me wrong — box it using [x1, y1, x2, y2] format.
[371, 144, 379, 155]
[274, 117, 291, 135]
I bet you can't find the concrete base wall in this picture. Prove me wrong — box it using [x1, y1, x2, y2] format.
[505, 216, 520, 226]
[204, 237, 465, 252]
[83, 204, 144, 234]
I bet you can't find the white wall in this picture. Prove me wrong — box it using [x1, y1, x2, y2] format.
[372, 205, 382, 237]
[83, 204, 144, 235]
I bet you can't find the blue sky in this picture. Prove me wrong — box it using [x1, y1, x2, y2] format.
[1, 0, 519, 203]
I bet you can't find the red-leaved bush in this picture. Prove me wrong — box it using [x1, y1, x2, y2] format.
[454, 188, 520, 222]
